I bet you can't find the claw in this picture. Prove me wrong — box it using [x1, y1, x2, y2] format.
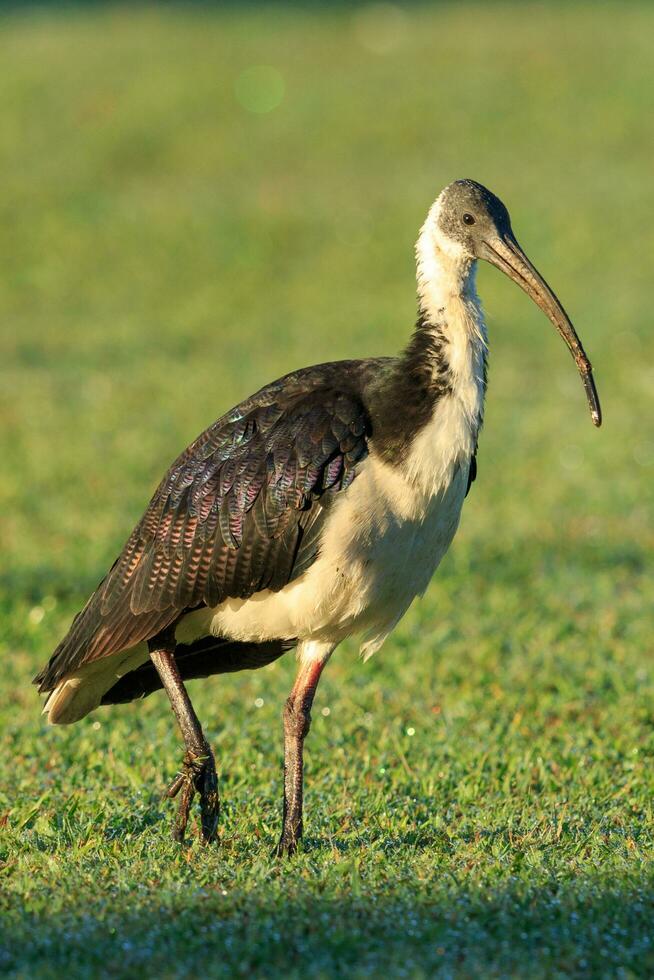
[165, 772, 186, 799]
[274, 826, 301, 859]
[164, 746, 219, 845]
[198, 750, 219, 844]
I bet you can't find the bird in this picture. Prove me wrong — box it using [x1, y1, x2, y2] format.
[34, 179, 601, 855]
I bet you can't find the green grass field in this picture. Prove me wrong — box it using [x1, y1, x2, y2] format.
[1, 3, 653, 976]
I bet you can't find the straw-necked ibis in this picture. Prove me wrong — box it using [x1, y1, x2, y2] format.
[35, 180, 601, 854]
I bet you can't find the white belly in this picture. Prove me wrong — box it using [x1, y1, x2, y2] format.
[181, 449, 470, 659]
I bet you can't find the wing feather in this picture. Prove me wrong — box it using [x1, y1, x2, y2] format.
[34, 362, 375, 694]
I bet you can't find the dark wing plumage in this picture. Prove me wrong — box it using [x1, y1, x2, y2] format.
[465, 452, 477, 496]
[101, 636, 296, 705]
[35, 361, 375, 694]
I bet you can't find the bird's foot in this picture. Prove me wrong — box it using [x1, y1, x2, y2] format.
[274, 822, 302, 858]
[165, 744, 219, 845]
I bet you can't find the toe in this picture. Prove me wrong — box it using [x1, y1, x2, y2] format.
[274, 836, 298, 858]
[199, 762, 220, 844]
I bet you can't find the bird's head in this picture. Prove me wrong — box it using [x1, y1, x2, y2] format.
[427, 178, 601, 427]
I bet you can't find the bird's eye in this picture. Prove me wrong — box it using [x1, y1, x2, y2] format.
[462, 213, 475, 225]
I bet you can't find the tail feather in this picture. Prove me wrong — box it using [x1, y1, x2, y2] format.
[33, 584, 176, 696]
[39, 635, 296, 725]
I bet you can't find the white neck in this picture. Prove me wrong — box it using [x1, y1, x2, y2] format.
[403, 207, 489, 494]
[415, 205, 480, 324]
[415, 201, 488, 384]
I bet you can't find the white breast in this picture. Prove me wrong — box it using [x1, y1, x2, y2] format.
[194, 371, 484, 663]
[183, 449, 466, 658]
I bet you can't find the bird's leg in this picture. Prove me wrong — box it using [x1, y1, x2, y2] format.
[148, 630, 219, 845]
[276, 646, 333, 857]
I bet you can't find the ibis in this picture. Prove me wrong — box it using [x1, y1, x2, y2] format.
[35, 179, 601, 854]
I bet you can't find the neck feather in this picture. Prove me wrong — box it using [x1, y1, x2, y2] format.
[369, 221, 488, 466]
[414, 216, 488, 397]
[416, 216, 477, 319]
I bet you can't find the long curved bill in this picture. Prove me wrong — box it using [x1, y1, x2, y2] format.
[481, 232, 602, 427]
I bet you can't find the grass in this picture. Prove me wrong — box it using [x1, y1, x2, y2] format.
[1, 2, 653, 976]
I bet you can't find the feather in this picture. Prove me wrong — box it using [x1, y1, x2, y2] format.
[34, 360, 379, 695]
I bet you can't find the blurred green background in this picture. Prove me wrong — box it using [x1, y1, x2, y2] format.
[1, 3, 653, 977]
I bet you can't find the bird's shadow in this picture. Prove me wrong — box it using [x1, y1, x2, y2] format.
[2, 865, 653, 976]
